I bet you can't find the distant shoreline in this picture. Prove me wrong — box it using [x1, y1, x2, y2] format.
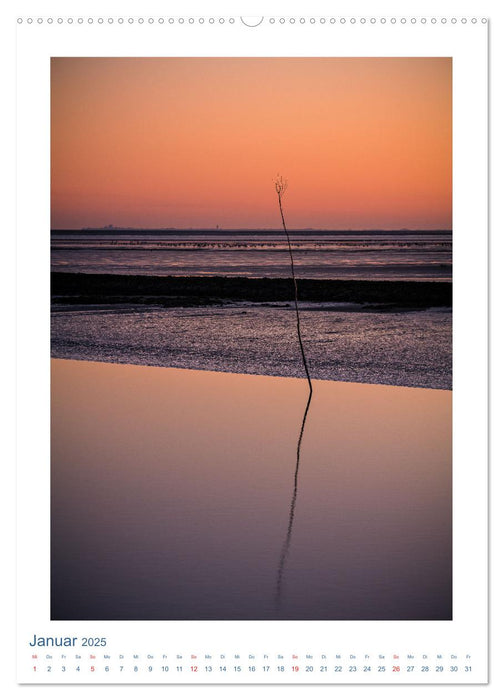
[52, 228, 453, 234]
[52, 272, 452, 310]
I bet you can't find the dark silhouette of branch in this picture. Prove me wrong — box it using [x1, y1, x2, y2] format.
[274, 175, 314, 609]
[274, 175, 312, 393]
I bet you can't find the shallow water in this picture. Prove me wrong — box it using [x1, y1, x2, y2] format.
[51, 360, 452, 621]
[51, 303, 452, 389]
[51, 230, 452, 281]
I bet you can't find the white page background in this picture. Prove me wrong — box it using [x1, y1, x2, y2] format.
[1, 0, 501, 699]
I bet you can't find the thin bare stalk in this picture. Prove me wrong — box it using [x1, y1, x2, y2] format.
[274, 176, 312, 393]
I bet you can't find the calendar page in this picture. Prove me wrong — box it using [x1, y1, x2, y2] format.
[15, 3, 488, 686]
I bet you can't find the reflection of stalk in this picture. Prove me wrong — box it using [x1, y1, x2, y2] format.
[274, 176, 312, 393]
[275, 388, 313, 606]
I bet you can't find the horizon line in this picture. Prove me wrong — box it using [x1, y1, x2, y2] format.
[51, 227, 453, 233]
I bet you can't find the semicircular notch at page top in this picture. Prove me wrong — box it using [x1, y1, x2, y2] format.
[240, 16, 264, 27]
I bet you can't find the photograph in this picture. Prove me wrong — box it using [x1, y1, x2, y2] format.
[50, 56, 452, 621]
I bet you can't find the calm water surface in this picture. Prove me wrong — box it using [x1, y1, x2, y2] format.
[51, 360, 452, 620]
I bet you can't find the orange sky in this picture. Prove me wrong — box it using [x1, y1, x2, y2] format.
[51, 57, 452, 230]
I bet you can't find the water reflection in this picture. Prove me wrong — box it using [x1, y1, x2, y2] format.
[276, 386, 313, 607]
[51, 359, 452, 620]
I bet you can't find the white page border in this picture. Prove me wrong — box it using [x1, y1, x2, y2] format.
[15, 14, 488, 685]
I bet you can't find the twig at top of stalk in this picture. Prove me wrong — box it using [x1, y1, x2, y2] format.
[274, 175, 312, 394]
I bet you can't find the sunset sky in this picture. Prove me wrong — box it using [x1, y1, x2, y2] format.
[51, 57, 451, 230]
